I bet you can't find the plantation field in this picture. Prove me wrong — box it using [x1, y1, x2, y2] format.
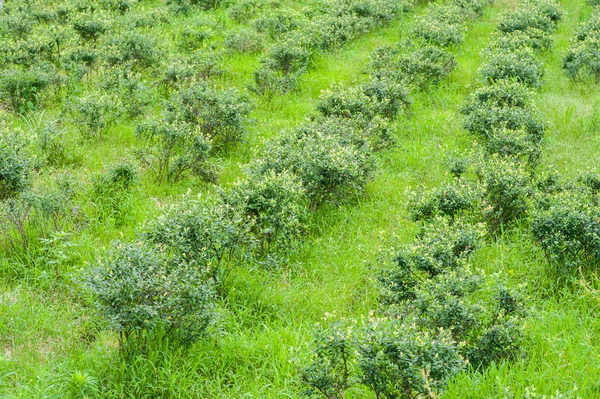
[1, 0, 600, 398]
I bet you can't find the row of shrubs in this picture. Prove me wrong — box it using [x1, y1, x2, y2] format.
[563, 7, 600, 81]
[0, 0, 262, 189]
[299, 2, 538, 398]
[251, 0, 413, 96]
[83, 0, 494, 356]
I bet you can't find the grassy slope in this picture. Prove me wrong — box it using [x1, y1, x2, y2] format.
[3, 0, 600, 397]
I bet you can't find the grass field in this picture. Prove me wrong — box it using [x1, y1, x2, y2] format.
[1, 0, 600, 397]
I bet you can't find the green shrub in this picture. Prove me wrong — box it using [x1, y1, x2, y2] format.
[301, 318, 357, 399]
[483, 127, 542, 166]
[380, 218, 484, 303]
[0, 181, 77, 256]
[142, 198, 248, 287]
[225, 171, 309, 254]
[136, 120, 215, 184]
[251, 123, 375, 209]
[409, 181, 481, 222]
[307, 115, 396, 152]
[166, 0, 222, 13]
[497, 0, 560, 35]
[373, 45, 457, 90]
[86, 241, 216, 347]
[0, 130, 31, 200]
[229, 0, 264, 23]
[476, 155, 532, 231]
[357, 319, 465, 399]
[166, 83, 252, 149]
[103, 31, 158, 69]
[480, 49, 543, 88]
[178, 20, 213, 51]
[405, 271, 525, 368]
[453, 0, 490, 17]
[489, 28, 552, 52]
[316, 79, 411, 120]
[65, 91, 120, 140]
[461, 81, 545, 140]
[563, 11, 600, 81]
[412, 4, 467, 47]
[253, 37, 310, 95]
[253, 10, 304, 39]
[72, 13, 108, 44]
[532, 189, 600, 271]
[224, 29, 264, 53]
[0, 66, 50, 113]
[99, 67, 152, 118]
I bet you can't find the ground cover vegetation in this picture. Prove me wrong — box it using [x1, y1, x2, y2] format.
[1, 0, 600, 397]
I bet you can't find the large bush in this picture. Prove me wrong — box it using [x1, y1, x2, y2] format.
[250, 122, 375, 209]
[86, 241, 216, 347]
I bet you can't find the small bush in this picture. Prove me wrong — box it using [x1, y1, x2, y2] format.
[65, 92, 120, 140]
[178, 21, 213, 52]
[0, 181, 77, 256]
[412, 4, 467, 47]
[166, 83, 252, 149]
[0, 130, 31, 200]
[357, 319, 465, 399]
[229, 0, 264, 23]
[483, 127, 542, 166]
[373, 45, 457, 90]
[563, 11, 600, 81]
[316, 79, 411, 120]
[476, 155, 532, 231]
[225, 171, 309, 254]
[103, 31, 158, 69]
[0, 66, 50, 113]
[489, 28, 552, 52]
[136, 120, 215, 184]
[72, 13, 108, 44]
[301, 318, 357, 399]
[253, 10, 304, 39]
[532, 189, 600, 271]
[409, 181, 481, 222]
[224, 29, 264, 54]
[166, 0, 222, 13]
[142, 198, 249, 287]
[480, 49, 544, 88]
[86, 241, 216, 348]
[497, 0, 560, 35]
[461, 81, 545, 140]
[380, 218, 484, 303]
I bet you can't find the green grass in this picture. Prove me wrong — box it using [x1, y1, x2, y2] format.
[3, 0, 600, 397]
